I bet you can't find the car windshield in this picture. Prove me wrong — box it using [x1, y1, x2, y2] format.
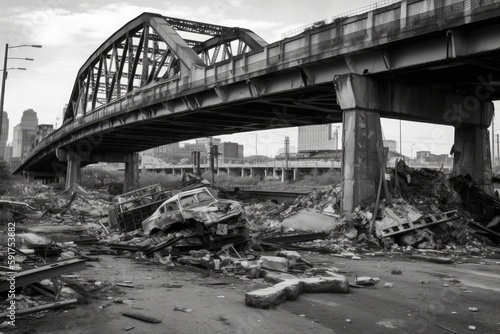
[179, 189, 215, 207]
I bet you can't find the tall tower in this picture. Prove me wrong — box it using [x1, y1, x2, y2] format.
[12, 109, 38, 161]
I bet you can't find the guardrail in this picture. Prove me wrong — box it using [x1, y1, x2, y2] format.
[282, 0, 403, 39]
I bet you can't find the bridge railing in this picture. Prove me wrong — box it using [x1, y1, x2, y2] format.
[282, 0, 403, 39]
[191, 0, 492, 89]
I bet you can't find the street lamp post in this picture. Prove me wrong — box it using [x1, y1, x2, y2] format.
[0, 43, 42, 160]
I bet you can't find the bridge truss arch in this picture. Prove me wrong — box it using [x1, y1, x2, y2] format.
[63, 12, 268, 123]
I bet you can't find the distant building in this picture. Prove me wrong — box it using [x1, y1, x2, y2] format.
[220, 142, 239, 162]
[383, 139, 398, 152]
[196, 137, 221, 153]
[149, 138, 245, 164]
[298, 124, 335, 152]
[415, 150, 451, 164]
[1, 112, 8, 160]
[12, 108, 38, 161]
[416, 151, 432, 160]
[238, 145, 244, 160]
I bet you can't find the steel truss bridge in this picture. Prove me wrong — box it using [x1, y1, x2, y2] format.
[13, 0, 500, 210]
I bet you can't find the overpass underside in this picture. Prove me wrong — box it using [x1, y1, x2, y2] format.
[16, 1, 500, 212]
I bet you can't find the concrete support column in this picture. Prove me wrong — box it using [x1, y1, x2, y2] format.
[66, 152, 82, 189]
[452, 125, 494, 195]
[250, 168, 255, 177]
[281, 167, 286, 182]
[264, 169, 268, 177]
[124, 153, 140, 192]
[241, 168, 245, 177]
[342, 109, 383, 212]
[293, 168, 298, 180]
[273, 168, 277, 178]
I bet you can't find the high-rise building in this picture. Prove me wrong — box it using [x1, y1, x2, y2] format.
[238, 145, 244, 160]
[0, 112, 8, 160]
[195, 137, 221, 153]
[12, 108, 38, 161]
[220, 142, 239, 162]
[298, 124, 335, 152]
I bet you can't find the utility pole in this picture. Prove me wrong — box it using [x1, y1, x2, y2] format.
[209, 137, 218, 184]
[192, 151, 201, 175]
[493, 117, 495, 166]
[255, 134, 258, 157]
[497, 134, 499, 167]
[399, 120, 402, 161]
[284, 136, 290, 170]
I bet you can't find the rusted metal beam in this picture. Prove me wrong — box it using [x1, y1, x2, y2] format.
[0, 258, 86, 292]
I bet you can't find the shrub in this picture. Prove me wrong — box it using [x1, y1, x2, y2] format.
[81, 167, 122, 189]
[0, 161, 12, 196]
[139, 171, 181, 189]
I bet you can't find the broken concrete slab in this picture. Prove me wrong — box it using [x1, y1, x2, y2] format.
[259, 256, 289, 272]
[281, 210, 339, 232]
[277, 250, 313, 267]
[245, 275, 349, 308]
[262, 271, 300, 284]
[16, 233, 53, 246]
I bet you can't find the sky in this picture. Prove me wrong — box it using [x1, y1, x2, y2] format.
[0, 0, 498, 158]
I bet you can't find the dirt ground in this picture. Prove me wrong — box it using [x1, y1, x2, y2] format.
[4, 251, 500, 334]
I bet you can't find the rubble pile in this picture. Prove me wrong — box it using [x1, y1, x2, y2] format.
[241, 162, 500, 257]
[1, 166, 500, 322]
[0, 183, 118, 319]
[243, 185, 341, 234]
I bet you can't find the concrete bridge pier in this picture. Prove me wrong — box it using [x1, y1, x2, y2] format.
[55, 148, 83, 188]
[66, 153, 82, 189]
[335, 73, 495, 212]
[452, 125, 494, 195]
[281, 168, 287, 182]
[341, 108, 383, 212]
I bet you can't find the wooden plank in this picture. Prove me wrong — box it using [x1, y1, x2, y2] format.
[122, 312, 161, 323]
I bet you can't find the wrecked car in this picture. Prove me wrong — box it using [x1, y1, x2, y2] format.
[142, 186, 249, 251]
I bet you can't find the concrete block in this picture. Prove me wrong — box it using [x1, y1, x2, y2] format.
[281, 210, 338, 232]
[245, 276, 349, 308]
[259, 256, 289, 272]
